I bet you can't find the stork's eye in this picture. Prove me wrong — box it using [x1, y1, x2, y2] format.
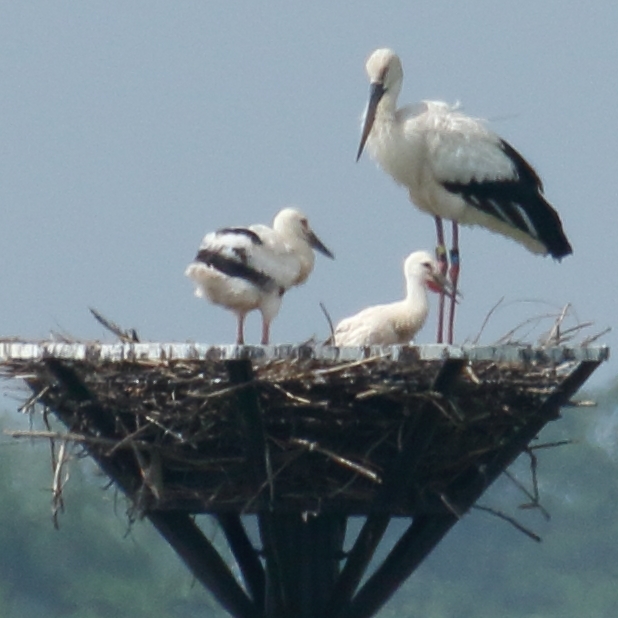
[300, 218, 308, 229]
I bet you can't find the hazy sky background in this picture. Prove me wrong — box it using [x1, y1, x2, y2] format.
[0, 0, 615, 388]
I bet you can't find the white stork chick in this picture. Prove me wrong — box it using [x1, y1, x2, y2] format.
[185, 207, 334, 345]
[333, 251, 451, 346]
[356, 48, 572, 344]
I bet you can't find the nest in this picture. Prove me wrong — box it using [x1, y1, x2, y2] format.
[2, 342, 606, 518]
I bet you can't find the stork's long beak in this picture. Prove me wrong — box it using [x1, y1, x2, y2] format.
[356, 82, 386, 162]
[427, 272, 460, 301]
[307, 229, 335, 259]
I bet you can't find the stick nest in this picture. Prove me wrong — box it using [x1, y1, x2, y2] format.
[2, 349, 572, 517]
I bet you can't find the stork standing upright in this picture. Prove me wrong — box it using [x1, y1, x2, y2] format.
[356, 48, 572, 345]
[185, 207, 334, 344]
[333, 250, 452, 346]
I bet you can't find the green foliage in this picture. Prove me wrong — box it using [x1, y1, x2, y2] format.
[378, 379, 618, 617]
[0, 411, 223, 618]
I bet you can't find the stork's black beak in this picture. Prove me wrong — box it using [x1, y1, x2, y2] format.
[356, 82, 386, 162]
[307, 230, 335, 259]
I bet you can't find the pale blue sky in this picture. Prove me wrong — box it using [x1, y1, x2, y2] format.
[0, 2, 615, 385]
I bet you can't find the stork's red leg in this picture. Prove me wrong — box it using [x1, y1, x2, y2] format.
[447, 221, 460, 345]
[261, 319, 270, 345]
[236, 314, 245, 345]
[435, 216, 447, 344]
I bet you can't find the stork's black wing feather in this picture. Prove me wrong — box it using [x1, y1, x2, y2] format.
[216, 227, 264, 245]
[195, 248, 275, 289]
[442, 140, 572, 259]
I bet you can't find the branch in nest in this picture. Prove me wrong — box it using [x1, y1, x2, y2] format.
[319, 301, 336, 344]
[541, 303, 572, 346]
[4, 429, 152, 452]
[494, 310, 559, 346]
[18, 385, 51, 413]
[89, 307, 140, 343]
[503, 469, 550, 521]
[473, 504, 541, 542]
[541, 319, 595, 347]
[267, 382, 313, 405]
[472, 296, 505, 345]
[528, 440, 573, 450]
[289, 437, 382, 484]
[581, 326, 611, 346]
[51, 440, 70, 529]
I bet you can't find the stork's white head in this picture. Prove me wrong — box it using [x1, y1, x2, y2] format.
[365, 48, 404, 95]
[357, 48, 404, 161]
[273, 208, 334, 259]
[404, 251, 437, 283]
[404, 251, 453, 297]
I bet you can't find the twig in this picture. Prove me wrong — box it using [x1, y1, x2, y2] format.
[542, 320, 593, 347]
[581, 326, 611, 346]
[472, 296, 505, 344]
[320, 301, 336, 343]
[528, 440, 573, 450]
[307, 355, 385, 379]
[143, 415, 185, 443]
[4, 429, 153, 451]
[194, 380, 257, 404]
[5, 429, 100, 443]
[50, 326, 77, 343]
[562, 399, 599, 408]
[542, 303, 571, 346]
[242, 443, 305, 512]
[267, 382, 313, 405]
[473, 504, 541, 542]
[108, 424, 152, 455]
[289, 437, 382, 484]
[439, 493, 464, 518]
[503, 469, 550, 520]
[495, 312, 559, 345]
[18, 385, 51, 413]
[132, 442, 163, 501]
[51, 441, 69, 529]
[268, 354, 387, 384]
[89, 307, 140, 343]
[416, 392, 464, 425]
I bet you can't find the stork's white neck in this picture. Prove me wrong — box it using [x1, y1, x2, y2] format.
[404, 274, 430, 327]
[404, 276, 429, 307]
[367, 102, 423, 195]
[279, 232, 316, 286]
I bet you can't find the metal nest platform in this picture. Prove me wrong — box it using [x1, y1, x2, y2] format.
[1, 341, 609, 618]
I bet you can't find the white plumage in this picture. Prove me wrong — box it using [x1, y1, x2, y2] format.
[357, 48, 571, 257]
[185, 207, 334, 344]
[333, 251, 449, 346]
[356, 48, 572, 344]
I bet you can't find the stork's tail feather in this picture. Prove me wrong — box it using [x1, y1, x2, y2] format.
[547, 233, 572, 260]
[535, 194, 572, 260]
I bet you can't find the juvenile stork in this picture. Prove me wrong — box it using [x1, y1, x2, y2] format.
[185, 207, 334, 344]
[333, 250, 451, 346]
[356, 48, 572, 345]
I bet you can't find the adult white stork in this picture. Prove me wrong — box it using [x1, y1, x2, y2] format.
[333, 250, 451, 346]
[356, 48, 572, 345]
[185, 207, 334, 344]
